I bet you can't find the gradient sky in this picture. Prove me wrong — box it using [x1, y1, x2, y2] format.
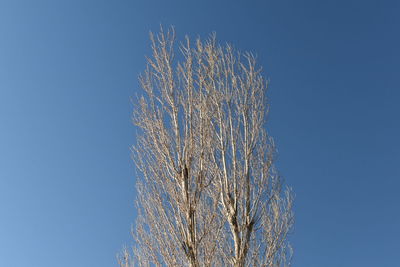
[1, 1, 399, 266]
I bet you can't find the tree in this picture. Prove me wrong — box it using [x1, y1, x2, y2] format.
[120, 27, 294, 267]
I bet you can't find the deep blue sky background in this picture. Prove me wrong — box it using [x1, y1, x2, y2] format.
[1, 1, 399, 266]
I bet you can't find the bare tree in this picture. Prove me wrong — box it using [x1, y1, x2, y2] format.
[120, 27, 293, 267]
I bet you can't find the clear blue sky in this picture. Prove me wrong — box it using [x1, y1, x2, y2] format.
[0, 1, 399, 266]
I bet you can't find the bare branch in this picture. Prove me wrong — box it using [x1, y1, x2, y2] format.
[121, 27, 294, 267]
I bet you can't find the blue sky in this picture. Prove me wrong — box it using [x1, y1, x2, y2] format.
[0, 0, 399, 266]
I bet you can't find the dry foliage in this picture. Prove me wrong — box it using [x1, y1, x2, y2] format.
[119, 27, 294, 267]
